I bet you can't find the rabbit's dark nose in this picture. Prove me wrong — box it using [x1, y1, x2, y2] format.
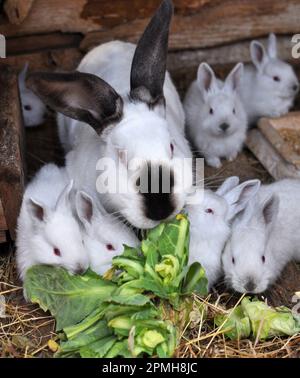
[220, 123, 230, 132]
[139, 163, 175, 221]
[292, 83, 299, 92]
[75, 265, 86, 275]
[244, 279, 257, 293]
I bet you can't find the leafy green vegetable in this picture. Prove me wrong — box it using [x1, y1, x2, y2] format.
[24, 267, 116, 330]
[215, 297, 300, 340]
[24, 214, 212, 358]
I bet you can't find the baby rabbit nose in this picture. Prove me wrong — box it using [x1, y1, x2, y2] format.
[292, 83, 299, 92]
[75, 265, 87, 275]
[219, 123, 229, 132]
[244, 279, 257, 293]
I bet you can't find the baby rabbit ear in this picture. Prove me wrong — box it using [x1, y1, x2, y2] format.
[55, 180, 73, 210]
[18, 62, 29, 88]
[261, 194, 279, 226]
[250, 41, 268, 71]
[27, 198, 48, 223]
[216, 176, 240, 196]
[267, 33, 277, 59]
[223, 179, 261, 221]
[130, 0, 173, 107]
[75, 191, 94, 225]
[197, 63, 218, 99]
[224, 63, 244, 92]
[26, 71, 123, 135]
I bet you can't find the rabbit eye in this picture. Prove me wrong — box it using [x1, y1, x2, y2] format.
[205, 208, 214, 214]
[170, 143, 174, 154]
[232, 257, 235, 264]
[53, 248, 61, 257]
[106, 244, 115, 251]
[273, 76, 280, 82]
[209, 108, 214, 115]
[262, 255, 266, 263]
[233, 108, 236, 114]
[24, 105, 32, 111]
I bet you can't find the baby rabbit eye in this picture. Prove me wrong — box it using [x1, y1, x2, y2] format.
[232, 257, 235, 264]
[262, 255, 266, 263]
[106, 244, 115, 251]
[53, 248, 61, 257]
[24, 105, 32, 111]
[205, 208, 214, 214]
[233, 108, 236, 114]
[209, 108, 214, 115]
[170, 143, 174, 155]
[273, 76, 280, 82]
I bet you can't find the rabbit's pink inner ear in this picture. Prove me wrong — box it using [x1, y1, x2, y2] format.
[76, 192, 94, 224]
[27, 198, 45, 222]
[197, 63, 217, 97]
[262, 195, 279, 225]
[250, 42, 267, 70]
[26, 71, 123, 135]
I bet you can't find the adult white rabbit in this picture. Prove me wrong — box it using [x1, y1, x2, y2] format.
[75, 191, 140, 275]
[239, 33, 299, 126]
[186, 177, 260, 289]
[26, 0, 193, 230]
[222, 179, 300, 294]
[18, 63, 46, 127]
[184, 63, 247, 168]
[16, 164, 89, 281]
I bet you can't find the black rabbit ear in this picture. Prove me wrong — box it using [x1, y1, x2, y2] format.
[130, 0, 173, 107]
[26, 71, 123, 135]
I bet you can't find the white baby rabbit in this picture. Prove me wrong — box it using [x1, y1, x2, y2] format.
[184, 62, 247, 168]
[222, 179, 300, 294]
[18, 63, 46, 127]
[186, 177, 260, 289]
[75, 190, 140, 275]
[16, 164, 89, 281]
[26, 0, 193, 230]
[239, 33, 299, 126]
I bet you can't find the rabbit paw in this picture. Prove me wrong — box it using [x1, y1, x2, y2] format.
[206, 157, 222, 168]
[228, 152, 238, 162]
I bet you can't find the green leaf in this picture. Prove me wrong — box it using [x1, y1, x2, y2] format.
[215, 306, 251, 340]
[182, 262, 208, 296]
[80, 335, 117, 358]
[58, 320, 112, 354]
[241, 298, 300, 339]
[24, 265, 116, 330]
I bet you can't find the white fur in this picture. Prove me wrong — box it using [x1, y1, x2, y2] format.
[186, 177, 260, 289]
[222, 178, 300, 294]
[239, 34, 299, 125]
[16, 164, 89, 281]
[18, 64, 46, 127]
[58, 41, 192, 229]
[75, 191, 140, 275]
[184, 63, 247, 168]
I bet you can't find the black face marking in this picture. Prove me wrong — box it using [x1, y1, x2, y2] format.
[139, 163, 175, 221]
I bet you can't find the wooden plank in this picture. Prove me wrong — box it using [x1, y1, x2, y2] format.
[246, 129, 300, 180]
[81, 0, 300, 51]
[6, 32, 82, 55]
[258, 113, 300, 168]
[4, 48, 83, 71]
[0, 230, 6, 244]
[0, 0, 300, 51]
[4, 0, 35, 25]
[0, 64, 25, 240]
[0, 199, 7, 231]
